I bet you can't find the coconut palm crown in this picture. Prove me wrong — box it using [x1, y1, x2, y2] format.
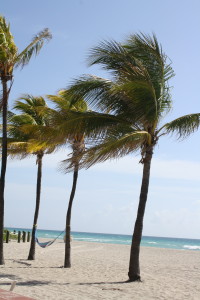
[0, 16, 52, 83]
[58, 33, 200, 281]
[7, 95, 56, 155]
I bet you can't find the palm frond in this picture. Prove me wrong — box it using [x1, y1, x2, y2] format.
[68, 33, 174, 131]
[60, 130, 150, 172]
[0, 17, 18, 77]
[47, 89, 87, 112]
[7, 141, 31, 159]
[163, 113, 200, 139]
[19, 122, 64, 146]
[112, 81, 158, 125]
[125, 33, 174, 82]
[4, 94, 57, 159]
[68, 75, 152, 122]
[47, 109, 133, 145]
[15, 28, 52, 68]
[125, 33, 174, 118]
[13, 95, 48, 126]
[88, 39, 143, 80]
[68, 75, 114, 112]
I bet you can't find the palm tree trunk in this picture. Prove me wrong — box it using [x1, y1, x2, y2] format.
[0, 79, 8, 265]
[64, 165, 79, 268]
[28, 153, 43, 260]
[128, 147, 153, 281]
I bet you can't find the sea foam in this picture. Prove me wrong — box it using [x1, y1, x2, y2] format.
[183, 245, 200, 250]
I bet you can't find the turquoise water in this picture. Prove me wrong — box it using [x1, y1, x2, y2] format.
[7, 227, 200, 251]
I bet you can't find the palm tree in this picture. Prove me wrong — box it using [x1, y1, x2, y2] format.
[0, 16, 52, 264]
[59, 33, 200, 280]
[7, 95, 55, 260]
[46, 91, 87, 267]
[7, 91, 86, 266]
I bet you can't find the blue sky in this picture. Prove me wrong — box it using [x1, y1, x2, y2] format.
[2, 0, 200, 238]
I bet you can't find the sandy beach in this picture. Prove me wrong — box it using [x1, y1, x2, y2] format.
[0, 239, 200, 299]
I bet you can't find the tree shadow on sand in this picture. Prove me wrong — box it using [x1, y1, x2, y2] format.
[5, 260, 65, 269]
[0, 276, 52, 287]
[0, 274, 70, 288]
[77, 280, 135, 286]
[16, 280, 70, 287]
[0, 274, 18, 279]
[16, 280, 52, 287]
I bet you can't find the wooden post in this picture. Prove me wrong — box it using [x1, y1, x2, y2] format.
[22, 231, 26, 242]
[27, 232, 30, 242]
[6, 230, 9, 243]
[18, 231, 21, 243]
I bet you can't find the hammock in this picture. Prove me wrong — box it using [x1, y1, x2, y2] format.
[35, 229, 65, 248]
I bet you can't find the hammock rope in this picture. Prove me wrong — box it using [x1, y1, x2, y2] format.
[34, 226, 65, 248]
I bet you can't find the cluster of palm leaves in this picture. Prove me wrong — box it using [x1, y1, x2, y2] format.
[1, 16, 200, 281]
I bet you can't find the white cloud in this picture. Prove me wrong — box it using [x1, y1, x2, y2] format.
[92, 156, 200, 182]
[4, 182, 68, 230]
[144, 207, 200, 239]
[8, 150, 200, 182]
[5, 149, 200, 238]
[152, 159, 200, 181]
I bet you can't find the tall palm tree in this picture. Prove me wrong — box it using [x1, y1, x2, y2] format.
[8, 91, 87, 266]
[0, 16, 52, 264]
[7, 95, 55, 260]
[46, 91, 87, 268]
[59, 33, 200, 280]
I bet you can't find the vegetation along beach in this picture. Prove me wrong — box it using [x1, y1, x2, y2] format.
[1, 1, 200, 299]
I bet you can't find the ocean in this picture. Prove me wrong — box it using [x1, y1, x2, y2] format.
[6, 227, 200, 251]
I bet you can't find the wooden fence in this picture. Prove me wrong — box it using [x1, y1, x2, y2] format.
[5, 230, 31, 243]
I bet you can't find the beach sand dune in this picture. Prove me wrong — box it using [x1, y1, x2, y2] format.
[0, 240, 200, 299]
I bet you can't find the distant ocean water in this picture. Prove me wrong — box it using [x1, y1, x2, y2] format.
[6, 227, 200, 251]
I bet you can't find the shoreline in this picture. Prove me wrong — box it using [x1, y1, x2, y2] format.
[5, 228, 200, 251]
[5, 237, 200, 253]
[0, 240, 200, 299]
[7, 226, 200, 241]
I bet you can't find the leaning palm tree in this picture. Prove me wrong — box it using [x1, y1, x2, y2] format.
[0, 16, 52, 264]
[47, 91, 87, 268]
[59, 33, 200, 280]
[7, 95, 55, 260]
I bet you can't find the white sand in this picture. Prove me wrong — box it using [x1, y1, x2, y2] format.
[0, 239, 200, 299]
